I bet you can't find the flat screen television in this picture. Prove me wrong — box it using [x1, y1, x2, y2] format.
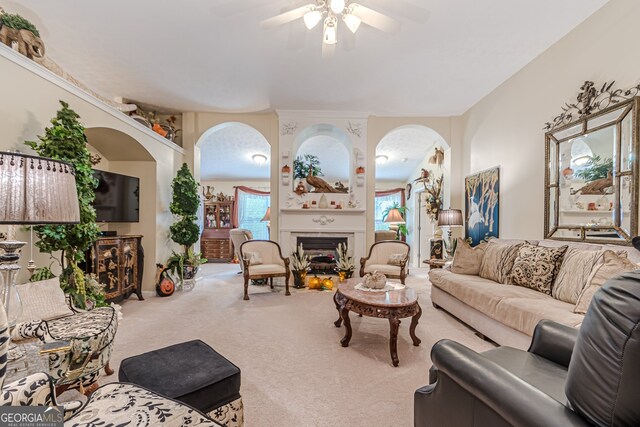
[92, 170, 140, 222]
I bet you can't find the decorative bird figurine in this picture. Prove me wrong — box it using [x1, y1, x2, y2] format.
[305, 162, 339, 193]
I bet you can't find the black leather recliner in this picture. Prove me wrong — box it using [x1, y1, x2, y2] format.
[415, 271, 640, 427]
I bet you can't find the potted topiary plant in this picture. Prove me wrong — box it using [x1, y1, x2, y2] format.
[168, 163, 206, 286]
[293, 154, 323, 179]
[290, 244, 310, 288]
[25, 101, 104, 309]
[335, 242, 355, 280]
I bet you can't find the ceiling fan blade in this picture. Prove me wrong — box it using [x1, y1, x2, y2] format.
[350, 4, 400, 33]
[260, 4, 315, 29]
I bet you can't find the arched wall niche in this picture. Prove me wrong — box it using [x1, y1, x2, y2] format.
[292, 123, 353, 185]
[373, 124, 452, 267]
[84, 127, 158, 293]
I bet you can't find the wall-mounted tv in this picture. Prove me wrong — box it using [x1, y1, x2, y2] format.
[92, 170, 140, 222]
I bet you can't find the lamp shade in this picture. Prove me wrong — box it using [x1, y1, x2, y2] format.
[437, 209, 463, 227]
[0, 152, 80, 224]
[384, 208, 405, 224]
[261, 207, 271, 222]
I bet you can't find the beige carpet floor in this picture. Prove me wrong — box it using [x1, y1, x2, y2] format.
[94, 264, 494, 426]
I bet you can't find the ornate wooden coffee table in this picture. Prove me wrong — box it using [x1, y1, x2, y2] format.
[333, 281, 422, 367]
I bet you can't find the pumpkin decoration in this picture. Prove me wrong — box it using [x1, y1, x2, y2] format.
[308, 275, 322, 290]
[356, 166, 365, 174]
[282, 164, 291, 173]
[322, 277, 334, 290]
[155, 264, 175, 297]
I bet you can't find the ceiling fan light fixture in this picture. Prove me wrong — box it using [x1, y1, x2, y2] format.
[330, 0, 346, 14]
[343, 13, 361, 33]
[376, 155, 389, 165]
[303, 10, 322, 30]
[252, 154, 268, 165]
[323, 20, 337, 45]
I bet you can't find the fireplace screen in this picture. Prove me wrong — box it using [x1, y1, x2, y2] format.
[297, 236, 348, 274]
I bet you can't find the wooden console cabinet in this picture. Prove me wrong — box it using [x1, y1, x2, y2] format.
[86, 235, 144, 302]
[201, 201, 233, 261]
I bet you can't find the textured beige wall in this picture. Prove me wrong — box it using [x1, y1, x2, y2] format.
[459, 0, 640, 241]
[0, 48, 184, 291]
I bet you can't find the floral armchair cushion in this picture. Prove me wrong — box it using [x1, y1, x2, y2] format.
[11, 306, 118, 387]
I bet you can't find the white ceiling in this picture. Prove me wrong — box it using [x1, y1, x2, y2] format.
[6, 0, 608, 116]
[376, 126, 437, 182]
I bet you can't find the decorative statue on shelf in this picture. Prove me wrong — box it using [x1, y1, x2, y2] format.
[333, 181, 348, 193]
[428, 147, 445, 166]
[216, 192, 226, 201]
[202, 185, 214, 201]
[306, 163, 340, 193]
[294, 180, 307, 195]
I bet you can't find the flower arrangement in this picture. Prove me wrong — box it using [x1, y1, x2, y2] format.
[290, 244, 311, 271]
[335, 243, 355, 274]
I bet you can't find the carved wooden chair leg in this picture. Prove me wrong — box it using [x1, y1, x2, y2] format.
[104, 362, 114, 376]
[243, 277, 250, 300]
[285, 274, 291, 296]
[270, 277, 274, 289]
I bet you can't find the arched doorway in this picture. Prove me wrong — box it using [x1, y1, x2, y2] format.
[375, 125, 450, 267]
[196, 122, 272, 262]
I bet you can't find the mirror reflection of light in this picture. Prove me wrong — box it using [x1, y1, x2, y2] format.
[570, 139, 593, 166]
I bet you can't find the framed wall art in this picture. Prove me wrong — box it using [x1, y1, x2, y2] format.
[464, 167, 500, 246]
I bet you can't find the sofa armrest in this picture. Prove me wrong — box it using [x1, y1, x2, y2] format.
[431, 339, 589, 427]
[1, 372, 57, 406]
[527, 320, 578, 368]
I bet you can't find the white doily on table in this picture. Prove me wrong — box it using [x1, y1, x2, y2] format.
[354, 282, 406, 292]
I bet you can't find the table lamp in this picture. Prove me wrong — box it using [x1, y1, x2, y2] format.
[0, 152, 80, 358]
[437, 209, 463, 258]
[261, 206, 271, 239]
[384, 207, 405, 240]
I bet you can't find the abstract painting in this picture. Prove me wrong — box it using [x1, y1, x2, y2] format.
[465, 167, 500, 246]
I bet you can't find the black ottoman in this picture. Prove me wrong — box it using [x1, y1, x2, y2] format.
[119, 340, 243, 425]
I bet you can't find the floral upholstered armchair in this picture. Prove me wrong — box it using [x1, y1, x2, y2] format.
[10, 277, 118, 394]
[0, 305, 222, 426]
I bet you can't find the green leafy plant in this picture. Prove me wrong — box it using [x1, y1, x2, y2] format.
[574, 155, 613, 181]
[25, 101, 101, 309]
[166, 249, 206, 283]
[29, 267, 107, 309]
[382, 203, 408, 237]
[168, 164, 205, 280]
[293, 154, 323, 179]
[0, 12, 40, 37]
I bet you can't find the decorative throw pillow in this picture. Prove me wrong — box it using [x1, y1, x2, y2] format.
[244, 251, 263, 265]
[388, 253, 405, 266]
[479, 242, 523, 284]
[573, 250, 638, 314]
[509, 244, 568, 295]
[552, 248, 603, 304]
[16, 277, 73, 323]
[451, 239, 487, 275]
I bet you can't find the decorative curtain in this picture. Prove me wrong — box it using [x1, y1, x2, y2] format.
[233, 186, 270, 240]
[374, 188, 405, 231]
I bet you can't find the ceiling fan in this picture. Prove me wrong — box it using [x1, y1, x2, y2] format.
[261, 0, 401, 47]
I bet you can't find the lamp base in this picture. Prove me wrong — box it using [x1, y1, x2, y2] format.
[0, 240, 25, 361]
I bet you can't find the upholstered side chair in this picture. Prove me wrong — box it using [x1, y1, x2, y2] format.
[0, 305, 223, 426]
[360, 241, 410, 284]
[414, 271, 640, 427]
[230, 228, 254, 274]
[11, 277, 118, 395]
[239, 240, 290, 300]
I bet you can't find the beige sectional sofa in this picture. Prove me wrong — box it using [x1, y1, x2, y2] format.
[429, 238, 640, 350]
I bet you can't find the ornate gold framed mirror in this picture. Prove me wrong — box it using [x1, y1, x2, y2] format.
[544, 81, 640, 244]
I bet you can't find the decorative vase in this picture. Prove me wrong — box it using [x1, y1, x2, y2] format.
[183, 265, 198, 280]
[338, 270, 347, 282]
[319, 194, 328, 209]
[292, 270, 307, 288]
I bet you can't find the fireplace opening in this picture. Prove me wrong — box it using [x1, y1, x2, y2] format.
[297, 236, 348, 275]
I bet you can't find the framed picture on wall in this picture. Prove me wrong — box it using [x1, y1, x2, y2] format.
[464, 167, 500, 246]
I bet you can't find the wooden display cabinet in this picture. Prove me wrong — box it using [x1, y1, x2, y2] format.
[201, 201, 234, 261]
[86, 235, 144, 303]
